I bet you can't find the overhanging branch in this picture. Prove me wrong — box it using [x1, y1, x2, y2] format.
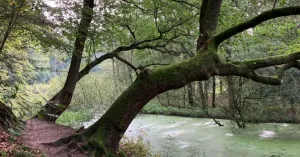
[214, 6, 300, 46]
[114, 54, 138, 75]
[78, 53, 114, 81]
[231, 52, 300, 69]
[219, 52, 300, 85]
[77, 13, 196, 81]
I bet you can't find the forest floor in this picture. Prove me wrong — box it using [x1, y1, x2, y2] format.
[0, 125, 43, 157]
[18, 118, 86, 157]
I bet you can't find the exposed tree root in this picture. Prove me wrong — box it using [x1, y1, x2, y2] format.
[43, 133, 114, 157]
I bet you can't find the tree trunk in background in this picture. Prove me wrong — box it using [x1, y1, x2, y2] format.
[227, 76, 235, 110]
[36, 0, 94, 121]
[219, 77, 223, 94]
[112, 59, 119, 93]
[290, 97, 296, 122]
[224, 39, 235, 110]
[204, 80, 209, 106]
[212, 76, 216, 108]
[187, 83, 194, 105]
[237, 76, 243, 107]
[198, 81, 207, 108]
[0, 1, 24, 54]
[183, 86, 187, 107]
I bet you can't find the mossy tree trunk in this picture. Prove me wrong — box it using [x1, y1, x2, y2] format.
[53, 2, 300, 155]
[78, 4, 300, 155]
[79, 50, 224, 154]
[36, 0, 95, 121]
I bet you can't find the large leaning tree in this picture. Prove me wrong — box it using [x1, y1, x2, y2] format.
[48, 0, 300, 155]
[36, 0, 198, 121]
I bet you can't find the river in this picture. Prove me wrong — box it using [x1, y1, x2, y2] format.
[123, 114, 300, 157]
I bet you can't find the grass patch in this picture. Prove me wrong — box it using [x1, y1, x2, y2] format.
[56, 109, 93, 129]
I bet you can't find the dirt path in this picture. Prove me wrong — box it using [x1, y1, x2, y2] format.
[19, 118, 86, 157]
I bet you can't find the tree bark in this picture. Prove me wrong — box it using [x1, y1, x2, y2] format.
[187, 83, 194, 105]
[51, 2, 300, 155]
[204, 80, 209, 106]
[0, 0, 24, 53]
[72, 45, 300, 155]
[227, 76, 235, 110]
[212, 76, 216, 108]
[36, 0, 94, 121]
[198, 81, 207, 108]
[219, 77, 223, 94]
[71, 52, 223, 154]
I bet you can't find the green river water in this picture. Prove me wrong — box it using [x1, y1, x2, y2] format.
[124, 115, 300, 157]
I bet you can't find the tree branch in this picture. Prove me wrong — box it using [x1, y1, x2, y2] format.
[170, 0, 200, 9]
[121, 0, 148, 13]
[144, 63, 169, 68]
[214, 6, 300, 46]
[219, 54, 300, 85]
[78, 53, 114, 81]
[272, 0, 278, 10]
[231, 52, 300, 70]
[124, 25, 136, 42]
[114, 54, 138, 75]
[77, 13, 196, 81]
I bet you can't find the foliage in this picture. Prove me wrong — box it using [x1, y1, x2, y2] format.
[56, 109, 93, 129]
[120, 130, 158, 157]
[1, 0, 300, 155]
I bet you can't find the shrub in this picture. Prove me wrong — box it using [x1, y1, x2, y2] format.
[120, 129, 159, 157]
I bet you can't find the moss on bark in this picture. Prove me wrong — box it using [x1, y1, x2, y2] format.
[76, 49, 222, 155]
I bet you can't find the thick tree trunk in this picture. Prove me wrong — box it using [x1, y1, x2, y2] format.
[51, 3, 300, 154]
[36, 0, 225, 121]
[36, 0, 94, 121]
[73, 50, 223, 155]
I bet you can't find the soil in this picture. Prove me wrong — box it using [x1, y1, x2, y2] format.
[0, 127, 14, 155]
[19, 118, 86, 157]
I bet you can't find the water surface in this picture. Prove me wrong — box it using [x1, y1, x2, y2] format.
[125, 115, 300, 157]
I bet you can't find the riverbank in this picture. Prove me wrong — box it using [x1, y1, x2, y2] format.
[141, 102, 300, 124]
